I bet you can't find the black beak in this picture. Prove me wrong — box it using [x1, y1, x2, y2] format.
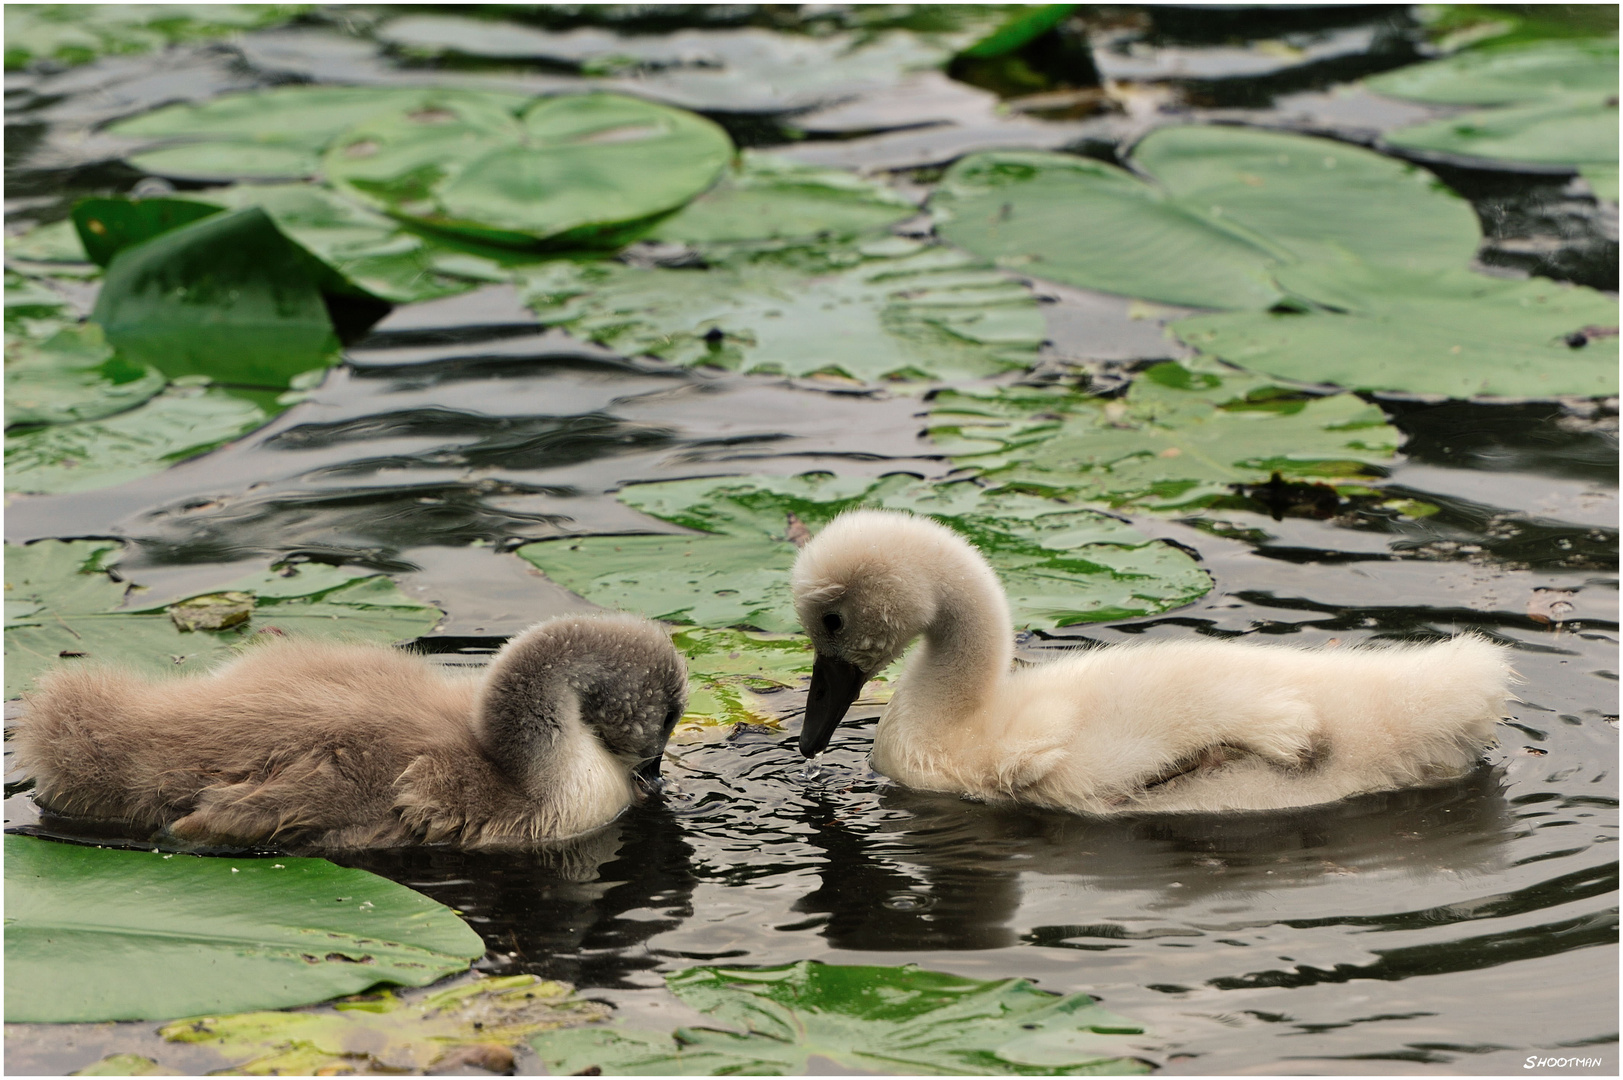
[633, 755, 665, 797]
[800, 654, 869, 758]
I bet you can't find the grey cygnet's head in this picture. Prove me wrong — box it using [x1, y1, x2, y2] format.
[480, 613, 688, 790]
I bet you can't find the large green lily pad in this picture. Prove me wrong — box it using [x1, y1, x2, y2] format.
[929, 361, 1400, 509]
[675, 626, 817, 728]
[90, 207, 341, 387]
[932, 127, 1481, 310]
[110, 86, 517, 183]
[530, 960, 1150, 1075]
[325, 91, 733, 249]
[5, 384, 269, 495]
[4, 542, 442, 697]
[1365, 38, 1618, 105]
[157, 974, 609, 1074]
[649, 152, 918, 248]
[522, 239, 1044, 381]
[517, 474, 1210, 633]
[4, 4, 305, 71]
[1174, 263, 1620, 399]
[3, 835, 485, 1023]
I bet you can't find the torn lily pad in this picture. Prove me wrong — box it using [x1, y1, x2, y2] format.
[530, 960, 1150, 1075]
[522, 239, 1043, 381]
[4, 835, 485, 1023]
[929, 361, 1400, 509]
[517, 473, 1209, 633]
[325, 91, 733, 249]
[158, 974, 609, 1075]
[3, 543, 442, 697]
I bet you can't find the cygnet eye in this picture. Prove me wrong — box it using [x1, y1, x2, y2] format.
[822, 611, 844, 634]
[662, 708, 681, 734]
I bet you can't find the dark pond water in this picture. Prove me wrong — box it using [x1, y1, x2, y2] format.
[5, 4, 1617, 1075]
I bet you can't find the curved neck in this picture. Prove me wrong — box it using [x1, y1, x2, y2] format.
[894, 533, 1015, 722]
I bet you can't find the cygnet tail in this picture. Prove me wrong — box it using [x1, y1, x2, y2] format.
[1336, 634, 1515, 788]
[14, 666, 173, 826]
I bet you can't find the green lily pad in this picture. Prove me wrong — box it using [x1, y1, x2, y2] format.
[931, 127, 1481, 310]
[5, 218, 96, 270]
[90, 207, 341, 387]
[521, 239, 1043, 381]
[1174, 262, 1620, 398]
[649, 151, 918, 248]
[110, 86, 514, 183]
[3, 835, 485, 1023]
[324, 91, 733, 249]
[70, 1054, 179, 1076]
[1382, 94, 1618, 175]
[158, 974, 609, 1075]
[930, 361, 1399, 509]
[4, 4, 306, 71]
[530, 960, 1150, 1075]
[517, 474, 1210, 633]
[1365, 38, 1618, 105]
[5, 321, 168, 428]
[5, 384, 269, 495]
[4, 542, 442, 697]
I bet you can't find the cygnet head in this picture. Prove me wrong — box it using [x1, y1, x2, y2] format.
[791, 510, 956, 757]
[478, 613, 688, 794]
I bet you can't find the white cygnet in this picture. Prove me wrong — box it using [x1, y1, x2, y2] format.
[791, 509, 1513, 815]
[13, 613, 687, 848]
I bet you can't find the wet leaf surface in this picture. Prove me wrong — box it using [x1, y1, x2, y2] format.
[517, 473, 1210, 632]
[1175, 262, 1621, 398]
[522, 238, 1044, 381]
[4, 320, 168, 428]
[326, 91, 733, 249]
[3, 834, 485, 1023]
[5, 385, 270, 496]
[3, 541, 441, 697]
[929, 361, 1400, 509]
[1365, 37, 1618, 105]
[530, 960, 1150, 1075]
[933, 127, 1481, 310]
[157, 973, 608, 1075]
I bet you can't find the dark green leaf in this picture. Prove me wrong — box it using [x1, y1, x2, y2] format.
[531, 960, 1150, 1075]
[956, 4, 1077, 59]
[71, 197, 223, 267]
[3, 835, 485, 1023]
[90, 207, 341, 387]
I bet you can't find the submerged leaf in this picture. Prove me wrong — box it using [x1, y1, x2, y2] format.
[5, 384, 268, 495]
[522, 240, 1043, 381]
[90, 207, 340, 387]
[3, 835, 485, 1023]
[159, 974, 608, 1075]
[517, 474, 1209, 633]
[933, 127, 1481, 310]
[530, 960, 1150, 1075]
[325, 91, 733, 249]
[3, 542, 441, 697]
[929, 361, 1400, 509]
